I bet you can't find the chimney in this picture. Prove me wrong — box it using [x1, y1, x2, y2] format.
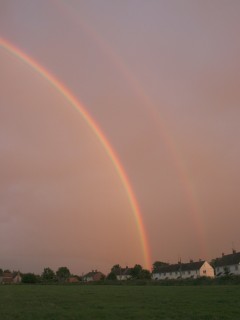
[232, 249, 236, 254]
[222, 253, 225, 257]
[189, 259, 193, 263]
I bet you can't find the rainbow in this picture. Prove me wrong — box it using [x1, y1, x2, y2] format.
[56, 1, 207, 258]
[0, 37, 152, 270]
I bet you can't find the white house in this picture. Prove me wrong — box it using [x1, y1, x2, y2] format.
[115, 267, 132, 281]
[13, 272, 22, 284]
[214, 250, 240, 276]
[152, 260, 214, 280]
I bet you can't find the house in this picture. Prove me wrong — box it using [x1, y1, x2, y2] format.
[82, 270, 105, 282]
[2, 271, 14, 284]
[67, 276, 79, 283]
[152, 260, 214, 280]
[13, 272, 22, 284]
[115, 267, 132, 281]
[214, 250, 240, 276]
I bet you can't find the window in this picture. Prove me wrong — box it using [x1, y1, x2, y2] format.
[203, 270, 206, 274]
[188, 271, 191, 275]
[235, 265, 238, 271]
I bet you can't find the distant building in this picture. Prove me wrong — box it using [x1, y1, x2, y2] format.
[82, 270, 105, 282]
[115, 267, 132, 281]
[2, 271, 14, 284]
[67, 276, 79, 283]
[13, 272, 22, 284]
[214, 250, 240, 276]
[152, 260, 214, 280]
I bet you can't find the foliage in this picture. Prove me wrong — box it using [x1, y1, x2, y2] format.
[100, 274, 106, 281]
[138, 269, 151, 279]
[106, 272, 117, 280]
[152, 261, 169, 273]
[210, 258, 217, 267]
[111, 264, 121, 274]
[56, 267, 71, 282]
[130, 264, 143, 279]
[41, 267, 56, 282]
[22, 273, 38, 284]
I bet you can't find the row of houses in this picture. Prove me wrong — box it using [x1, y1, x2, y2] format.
[152, 250, 240, 280]
[152, 260, 214, 280]
[214, 250, 240, 277]
[82, 250, 240, 282]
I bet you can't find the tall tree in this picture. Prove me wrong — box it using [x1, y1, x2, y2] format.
[111, 264, 121, 274]
[139, 269, 151, 279]
[42, 267, 56, 282]
[131, 264, 143, 279]
[56, 267, 70, 282]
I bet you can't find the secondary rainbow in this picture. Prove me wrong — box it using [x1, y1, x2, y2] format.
[0, 37, 152, 270]
[56, 1, 207, 257]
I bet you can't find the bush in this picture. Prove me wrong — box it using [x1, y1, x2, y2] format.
[22, 273, 38, 284]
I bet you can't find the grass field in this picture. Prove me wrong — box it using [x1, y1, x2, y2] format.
[0, 285, 239, 320]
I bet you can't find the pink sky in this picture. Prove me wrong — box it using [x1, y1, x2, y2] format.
[0, 0, 240, 274]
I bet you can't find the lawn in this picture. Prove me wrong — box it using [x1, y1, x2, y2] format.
[0, 285, 239, 319]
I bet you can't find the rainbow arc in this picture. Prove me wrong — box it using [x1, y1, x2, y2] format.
[0, 37, 152, 270]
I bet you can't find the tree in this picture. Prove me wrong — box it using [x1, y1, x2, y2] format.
[152, 261, 169, 273]
[56, 267, 70, 282]
[41, 267, 56, 282]
[22, 273, 37, 283]
[106, 272, 117, 280]
[131, 264, 143, 279]
[139, 269, 151, 280]
[111, 264, 121, 274]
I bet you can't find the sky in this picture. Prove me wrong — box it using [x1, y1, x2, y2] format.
[0, 0, 240, 275]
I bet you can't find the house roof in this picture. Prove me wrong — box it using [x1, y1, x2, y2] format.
[3, 272, 12, 277]
[2, 272, 13, 283]
[83, 271, 104, 278]
[153, 261, 205, 274]
[115, 267, 132, 276]
[214, 252, 240, 267]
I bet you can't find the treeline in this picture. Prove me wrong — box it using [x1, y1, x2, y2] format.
[0, 267, 77, 284]
[106, 264, 151, 280]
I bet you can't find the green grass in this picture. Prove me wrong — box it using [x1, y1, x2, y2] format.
[0, 285, 239, 319]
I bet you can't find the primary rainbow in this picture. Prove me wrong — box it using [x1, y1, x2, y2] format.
[0, 37, 152, 270]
